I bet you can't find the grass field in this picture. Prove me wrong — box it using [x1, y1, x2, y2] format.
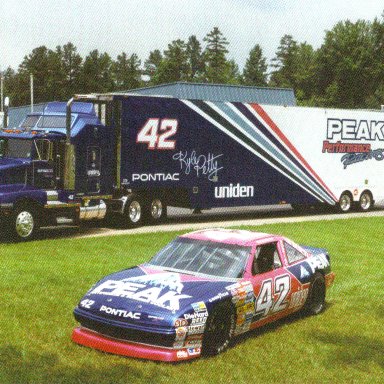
[0, 217, 383, 384]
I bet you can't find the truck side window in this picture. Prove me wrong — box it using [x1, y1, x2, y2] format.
[34, 140, 52, 161]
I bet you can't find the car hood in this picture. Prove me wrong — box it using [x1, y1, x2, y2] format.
[74, 265, 234, 327]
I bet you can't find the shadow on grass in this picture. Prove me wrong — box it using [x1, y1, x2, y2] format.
[0, 345, 168, 384]
[311, 331, 384, 368]
[201, 303, 335, 360]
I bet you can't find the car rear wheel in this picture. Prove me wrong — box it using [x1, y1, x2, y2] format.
[202, 302, 235, 356]
[304, 272, 326, 315]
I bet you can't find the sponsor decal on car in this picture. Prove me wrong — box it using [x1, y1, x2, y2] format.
[307, 254, 330, 273]
[175, 326, 188, 341]
[184, 335, 203, 348]
[176, 350, 188, 359]
[191, 301, 207, 312]
[99, 305, 141, 319]
[174, 318, 188, 327]
[187, 324, 205, 335]
[187, 348, 201, 356]
[208, 291, 230, 303]
[80, 299, 95, 309]
[90, 273, 191, 312]
[289, 288, 309, 309]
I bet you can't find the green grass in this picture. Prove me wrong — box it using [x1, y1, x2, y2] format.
[0, 217, 383, 384]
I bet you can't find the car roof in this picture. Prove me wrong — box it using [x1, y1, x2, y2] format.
[181, 228, 282, 246]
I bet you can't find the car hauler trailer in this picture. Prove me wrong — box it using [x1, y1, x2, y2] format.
[0, 93, 383, 240]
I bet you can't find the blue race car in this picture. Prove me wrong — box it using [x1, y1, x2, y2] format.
[72, 229, 335, 361]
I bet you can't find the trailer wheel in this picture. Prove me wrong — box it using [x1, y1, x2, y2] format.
[147, 198, 167, 223]
[122, 194, 145, 227]
[359, 191, 373, 211]
[338, 192, 352, 213]
[10, 204, 40, 241]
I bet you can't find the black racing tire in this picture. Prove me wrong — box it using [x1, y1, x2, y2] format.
[122, 194, 145, 228]
[359, 191, 373, 212]
[146, 197, 167, 224]
[9, 204, 40, 241]
[338, 191, 353, 213]
[202, 302, 235, 356]
[303, 272, 326, 316]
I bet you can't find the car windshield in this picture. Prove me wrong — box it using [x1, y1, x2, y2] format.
[148, 237, 251, 278]
[0, 138, 32, 158]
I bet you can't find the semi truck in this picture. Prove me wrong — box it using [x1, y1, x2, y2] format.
[0, 93, 383, 240]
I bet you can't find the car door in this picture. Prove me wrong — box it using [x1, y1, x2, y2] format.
[247, 240, 294, 324]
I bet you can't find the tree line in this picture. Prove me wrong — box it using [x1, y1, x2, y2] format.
[1, 16, 384, 109]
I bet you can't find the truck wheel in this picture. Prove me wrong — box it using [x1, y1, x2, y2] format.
[338, 192, 352, 213]
[123, 194, 144, 227]
[147, 198, 167, 223]
[303, 272, 326, 315]
[359, 191, 373, 211]
[202, 302, 235, 356]
[11, 205, 40, 241]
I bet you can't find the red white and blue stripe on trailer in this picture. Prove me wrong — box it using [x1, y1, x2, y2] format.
[182, 99, 337, 205]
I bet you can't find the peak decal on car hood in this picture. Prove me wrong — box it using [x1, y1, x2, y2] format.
[90, 272, 192, 312]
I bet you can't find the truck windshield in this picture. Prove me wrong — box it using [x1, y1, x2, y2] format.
[20, 115, 40, 129]
[37, 116, 72, 129]
[148, 237, 251, 278]
[0, 138, 32, 158]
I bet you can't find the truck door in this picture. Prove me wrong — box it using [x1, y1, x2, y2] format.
[32, 139, 56, 189]
[86, 145, 101, 193]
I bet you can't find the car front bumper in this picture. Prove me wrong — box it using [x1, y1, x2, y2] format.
[72, 327, 201, 362]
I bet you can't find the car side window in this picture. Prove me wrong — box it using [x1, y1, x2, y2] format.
[252, 242, 282, 275]
[284, 242, 306, 264]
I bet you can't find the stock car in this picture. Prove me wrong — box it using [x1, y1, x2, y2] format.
[72, 229, 335, 361]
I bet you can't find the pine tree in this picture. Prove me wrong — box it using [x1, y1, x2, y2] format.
[81, 50, 114, 93]
[56, 42, 83, 98]
[113, 52, 142, 90]
[153, 40, 189, 84]
[144, 50, 163, 84]
[269, 34, 298, 88]
[203, 27, 231, 83]
[242, 44, 268, 86]
[186, 35, 204, 81]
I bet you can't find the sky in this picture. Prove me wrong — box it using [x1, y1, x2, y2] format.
[0, 0, 383, 72]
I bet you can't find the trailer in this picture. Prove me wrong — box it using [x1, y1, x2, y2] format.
[0, 93, 383, 240]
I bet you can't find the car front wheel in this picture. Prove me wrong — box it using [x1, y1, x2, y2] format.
[202, 302, 235, 356]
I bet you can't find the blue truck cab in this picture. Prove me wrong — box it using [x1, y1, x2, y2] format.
[0, 101, 114, 240]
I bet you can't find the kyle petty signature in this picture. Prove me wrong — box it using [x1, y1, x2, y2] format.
[172, 150, 224, 181]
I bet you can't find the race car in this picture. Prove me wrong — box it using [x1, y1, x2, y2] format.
[72, 228, 335, 361]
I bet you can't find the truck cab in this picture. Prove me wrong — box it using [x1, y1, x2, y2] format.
[0, 101, 112, 240]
